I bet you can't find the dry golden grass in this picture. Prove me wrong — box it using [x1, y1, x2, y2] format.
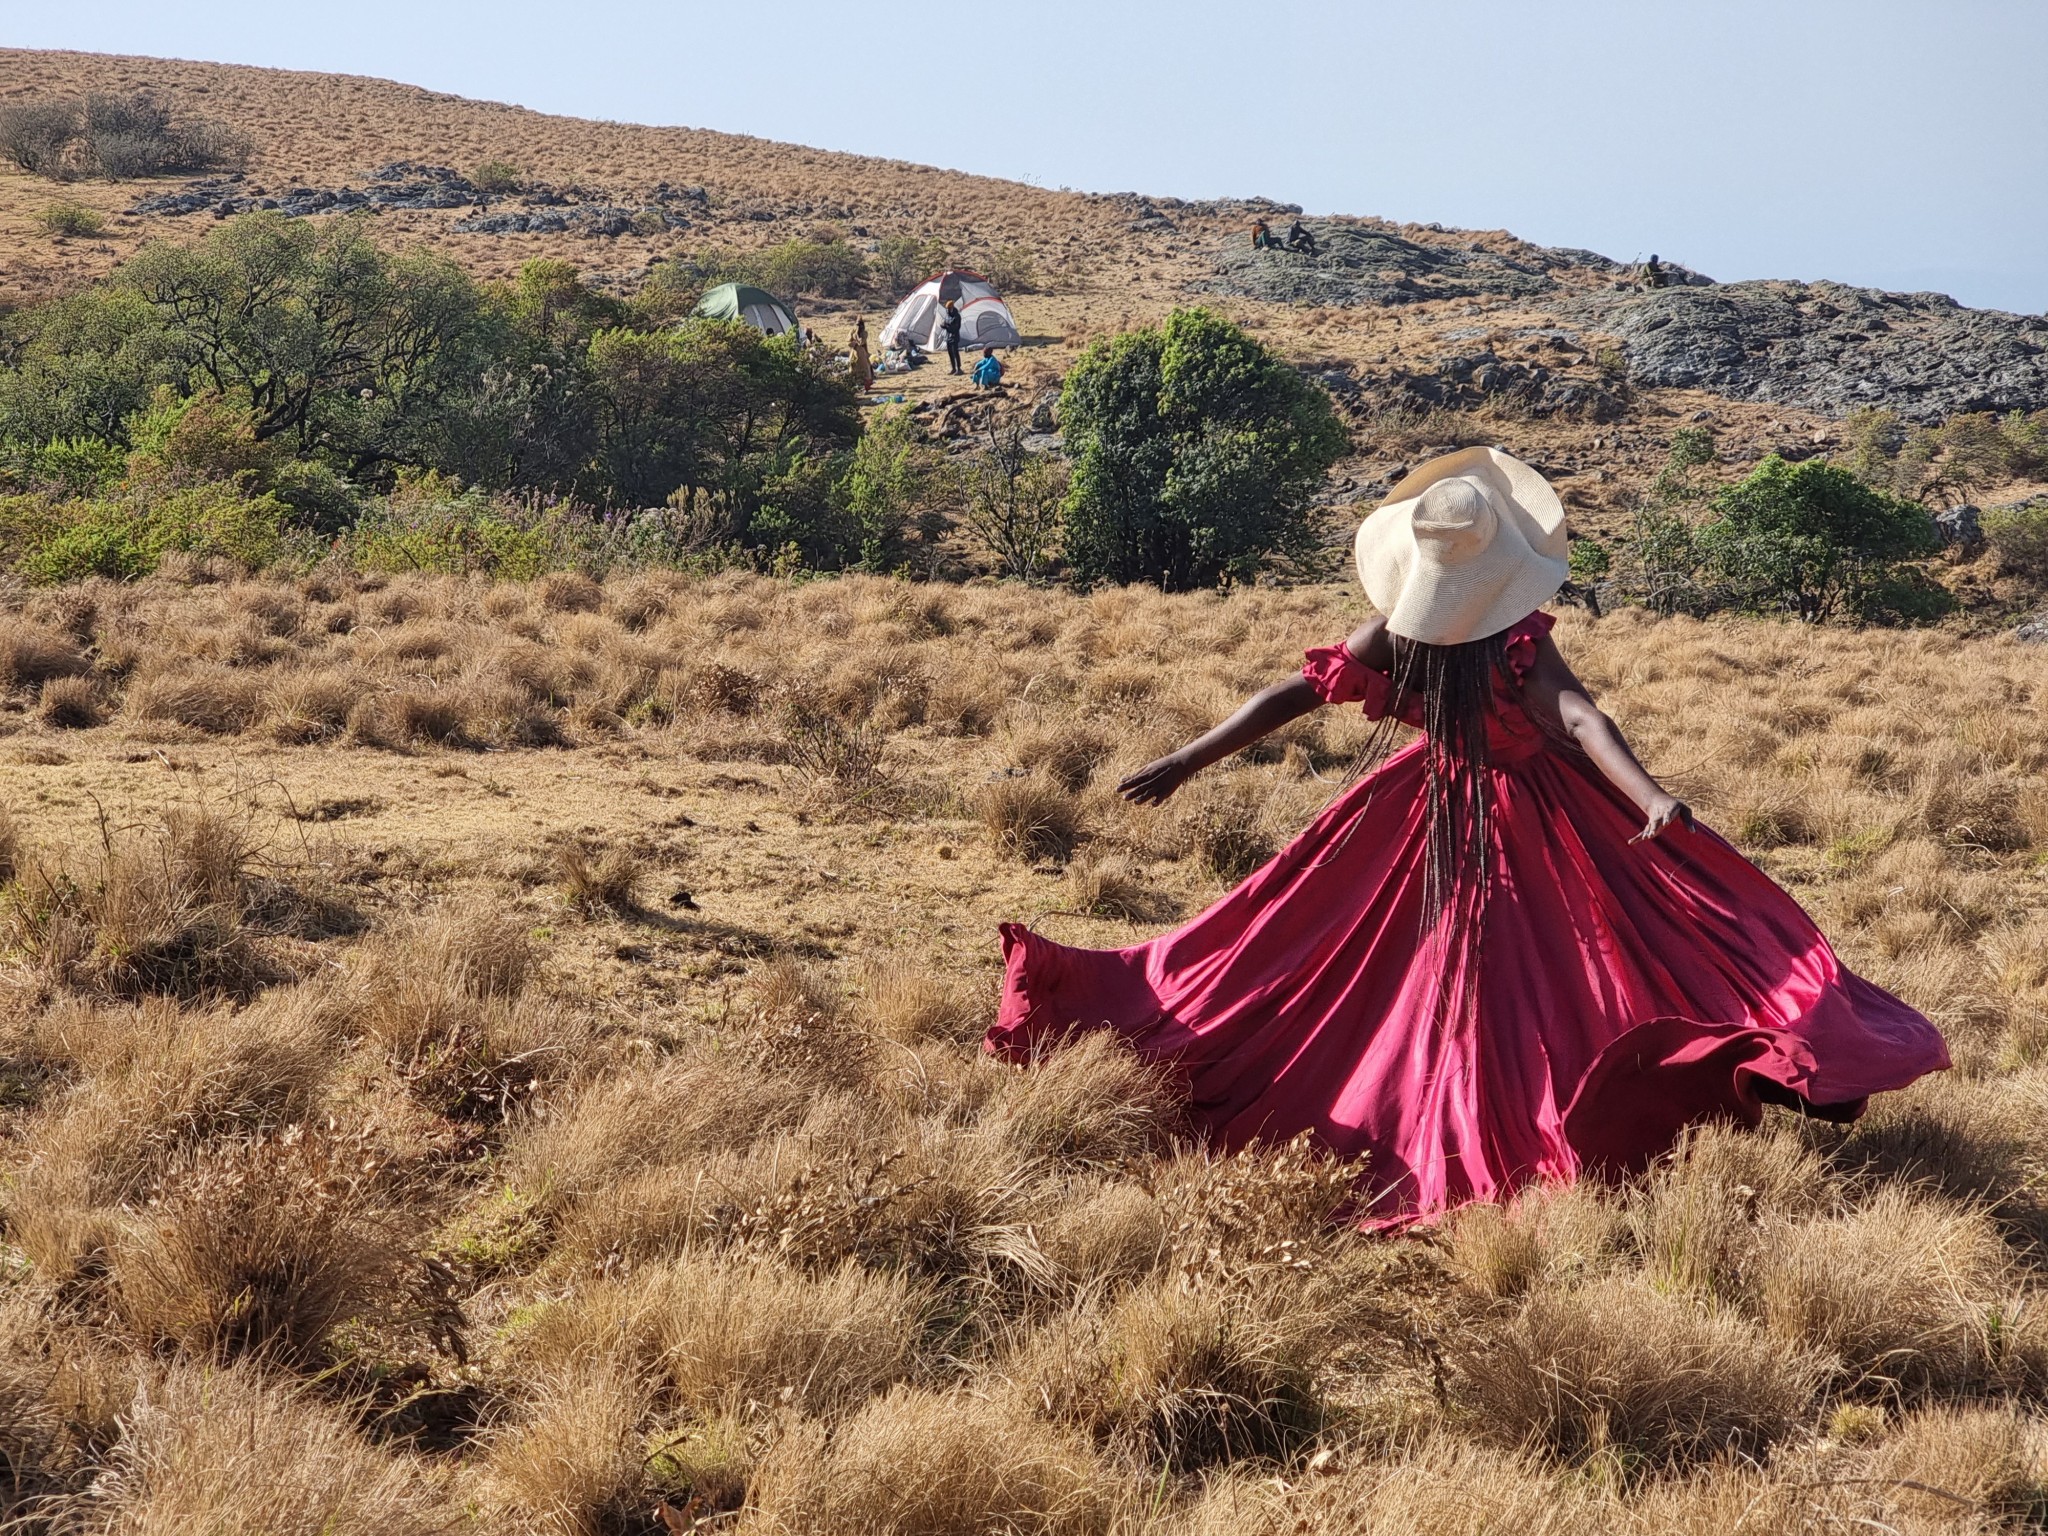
[1, 571, 2046, 1527]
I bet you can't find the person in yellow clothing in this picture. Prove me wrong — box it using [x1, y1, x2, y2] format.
[848, 319, 874, 390]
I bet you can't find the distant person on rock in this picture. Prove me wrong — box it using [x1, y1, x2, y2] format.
[972, 347, 1005, 390]
[942, 299, 964, 374]
[1251, 217, 1275, 251]
[1642, 254, 1669, 290]
[848, 319, 874, 390]
[1286, 220, 1320, 256]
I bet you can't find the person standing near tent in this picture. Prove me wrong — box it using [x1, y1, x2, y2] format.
[848, 319, 874, 390]
[942, 300, 964, 375]
[971, 347, 1004, 390]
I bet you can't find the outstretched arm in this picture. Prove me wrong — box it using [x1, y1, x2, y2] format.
[1519, 636, 1691, 843]
[1117, 617, 1391, 806]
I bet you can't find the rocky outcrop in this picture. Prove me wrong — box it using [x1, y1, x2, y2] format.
[129, 163, 708, 236]
[1582, 280, 2048, 421]
[1207, 224, 1578, 309]
[1305, 355, 1628, 423]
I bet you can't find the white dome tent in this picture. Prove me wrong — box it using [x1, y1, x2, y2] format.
[880, 270, 1022, 353]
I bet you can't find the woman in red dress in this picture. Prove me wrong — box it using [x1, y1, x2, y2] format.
[989, 447, 1948, 1224]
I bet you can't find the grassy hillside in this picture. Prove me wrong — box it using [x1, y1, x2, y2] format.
[18, 48, 2048, 541]
[0, 569, 2045, 1532]
[3, 48, 2048, 1536]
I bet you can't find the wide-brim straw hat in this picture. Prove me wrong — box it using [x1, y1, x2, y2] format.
[1353, 446, 1568, 645]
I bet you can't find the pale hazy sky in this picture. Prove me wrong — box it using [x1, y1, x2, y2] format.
[11, 1, 2047, 312]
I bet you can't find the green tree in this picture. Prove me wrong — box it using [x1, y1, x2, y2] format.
[832, 408, 946, 572]
[1696, 455, 1941, 622]
[583, 319, 858, 545]
[0, 284, 181, 446]
[117, 214, 501, 470]
[1059, 308, 1346, 590]
[964, 422, 1067, 581]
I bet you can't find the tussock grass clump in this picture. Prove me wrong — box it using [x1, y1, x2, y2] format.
[1181, 780, 1274, 883]
[1166, 1435, 1592, 1536]
[1013, 721, 1114, 792]
[1021, 1274, 1330, 1471]
[1630, 1122, 1837, 1304]
[346, 689, 474, 750]
[349, 900, 583, 1121]
[76, 1365, 454, 1536]
[1063, 852, 1171, 922]
[744, 1384, 1118, 1536]
[37, 673, 104, 729]
[0, 616, 90, 688]
[983, 775, 1083, 863]
[514, 1256, 929, 1419]
[125, 665, 264, 734]
[111, 1129, 411, 1364]
[555, 841, 642, 914]
[1, 807, 271, 1002]
[478, 1358, 651, 1536]
[1866, 1402, 2041, 1522]
[983, 1032, 1183, 1169]
[1454, 1274, 1825, 1468]
[859, 956, 982, 1045]
[1757, 1186, 2013, 1394]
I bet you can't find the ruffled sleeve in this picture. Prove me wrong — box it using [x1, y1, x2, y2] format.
[1501, 610, 1557, 684]
[1302, 641, 1398, 719]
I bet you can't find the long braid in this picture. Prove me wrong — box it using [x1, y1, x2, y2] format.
[1332, 631, 1510, 940]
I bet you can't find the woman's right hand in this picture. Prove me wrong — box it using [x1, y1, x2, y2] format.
[1118, 751, 1196, 806]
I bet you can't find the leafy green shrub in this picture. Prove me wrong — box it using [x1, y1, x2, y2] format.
[1567, 539, 1611, 582]
[984, 246, 1040, 296]
[0, 215, 858, 528]
[1059, 308, 1347, 590]
[0, 484, 292, 583]
[755, 239, 868, 299]
[33, 202, 106, 238]
[831, 409, 947, 572]
[1842, 406, 2048, 504]
[1696, 455, 1941, 622]
[1983, 499, 2048, 582]
[344, 473, 551, 579]
[873, 236, 927, 295]
[473, 159, 522, 194]
[124, 388, 274, 491]
[270, 459, 366, 537]
[4, 436, 127, 496]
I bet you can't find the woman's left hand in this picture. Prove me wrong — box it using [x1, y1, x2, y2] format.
[1630, 794, 1693, 845]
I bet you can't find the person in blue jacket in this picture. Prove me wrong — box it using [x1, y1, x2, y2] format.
[972, 348, 1005, 389]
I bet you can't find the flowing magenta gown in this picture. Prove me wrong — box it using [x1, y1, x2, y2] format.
[988, 612, 1949, 1224]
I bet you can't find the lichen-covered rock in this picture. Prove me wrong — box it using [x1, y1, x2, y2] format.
[1585, 280, 2048, 420]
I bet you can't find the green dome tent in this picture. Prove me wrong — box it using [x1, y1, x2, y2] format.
[694, 282, 797, 336]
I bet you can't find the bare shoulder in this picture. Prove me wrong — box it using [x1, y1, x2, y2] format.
[1342, 614, 1394, 667]
[1525, 632, 1592, 698]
